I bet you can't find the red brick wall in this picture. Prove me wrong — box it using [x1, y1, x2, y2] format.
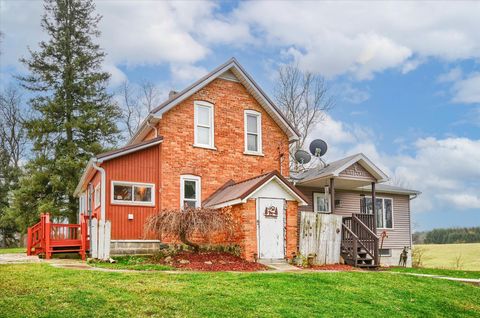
[154, 78, 290, 209]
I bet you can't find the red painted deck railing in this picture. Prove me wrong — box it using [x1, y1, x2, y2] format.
[27, 213, 89, 260]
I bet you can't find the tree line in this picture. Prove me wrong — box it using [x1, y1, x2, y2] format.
[0, 0, 330, 247]
[413, 227, 480, 244]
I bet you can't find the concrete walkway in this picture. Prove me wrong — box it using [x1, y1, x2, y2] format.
[388, 271, 480, 286]
[0, 253, 42, 264]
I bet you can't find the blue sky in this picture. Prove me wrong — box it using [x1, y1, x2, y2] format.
[1, 1, 479, 231]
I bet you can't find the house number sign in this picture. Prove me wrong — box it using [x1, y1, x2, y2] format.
[264, 206, 278, 218]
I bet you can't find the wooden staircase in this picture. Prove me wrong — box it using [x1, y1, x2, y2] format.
[27, 213, 89, 260]
[341, 213, 379, 268]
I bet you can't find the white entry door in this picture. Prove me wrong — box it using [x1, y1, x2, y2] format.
[258, 198, 285, 259]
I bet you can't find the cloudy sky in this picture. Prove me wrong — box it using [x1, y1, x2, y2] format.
[1, 1, 479, 230]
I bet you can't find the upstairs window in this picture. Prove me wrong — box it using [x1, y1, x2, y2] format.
[244, 110, 262, 154]
[194, 101, 214, 149]
[180, 175, 201, 209]
[111, 181, 155, 206]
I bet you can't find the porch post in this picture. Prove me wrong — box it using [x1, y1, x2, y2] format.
[330, 178, 335, 214]
[371, 182, 376, 232]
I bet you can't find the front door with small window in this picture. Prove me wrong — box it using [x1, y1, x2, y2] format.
[257, 198, 285, 259]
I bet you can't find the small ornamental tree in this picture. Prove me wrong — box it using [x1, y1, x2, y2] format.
[145, 207, 238, 252]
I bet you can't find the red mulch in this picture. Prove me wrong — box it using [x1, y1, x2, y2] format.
[303, 264, 357, 271]
[166, 251, 269, 272]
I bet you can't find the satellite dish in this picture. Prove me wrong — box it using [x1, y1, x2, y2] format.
[309, 139, 328, 157]
[294, 150, 311, 164]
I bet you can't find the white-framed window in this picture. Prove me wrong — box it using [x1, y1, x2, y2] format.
[244, 110, 262, 155]
[111, 181, 155, 206]
[364, 197, 393, 229]
[180, 175, 201, 209]
[194, 101, 215, 149]
[313, 192, 331, 213]
[94, 184, 101, 208]
[79, 192, 86, 213]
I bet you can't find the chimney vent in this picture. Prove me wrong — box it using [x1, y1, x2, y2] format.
[169, 90, 178, 99]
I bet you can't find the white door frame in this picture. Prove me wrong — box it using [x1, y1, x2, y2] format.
[256, 197, 286, 259]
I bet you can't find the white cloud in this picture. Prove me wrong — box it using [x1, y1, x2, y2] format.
[308, 117, 480, 214]
[437, 67, 463, 83]
[230, 1, 480, 79]
[452, 73, 480, 104]
[170, 64, 208, 84]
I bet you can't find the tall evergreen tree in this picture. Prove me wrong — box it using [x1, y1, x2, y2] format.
[16, 0, 120, 223]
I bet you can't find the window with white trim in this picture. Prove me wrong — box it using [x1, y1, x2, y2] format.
[313, 192, 331, 213]
[379, 248, 391, 257]
[364, 197, 393, 229]
[244, 110, 262, 154]
[111, 181, 155, 206]
[94, 184, 101, 208]
[180, 175, 201, 209]
[79, 192, 86, 213]
[194, 101, 214, 148]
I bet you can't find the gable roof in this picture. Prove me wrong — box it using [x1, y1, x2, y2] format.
[73, 137, 163, 196]
[292, 153, 389, 184]
[203, 170, 308, 209]
[128, 57, 300, 145]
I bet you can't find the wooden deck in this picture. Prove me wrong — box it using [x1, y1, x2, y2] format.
[27, 213, 89, 260]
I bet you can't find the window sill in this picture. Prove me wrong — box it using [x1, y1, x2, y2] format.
[243, 151, 264, 157]
[111, 201, 155, 207]
[193, 144, 217, 151]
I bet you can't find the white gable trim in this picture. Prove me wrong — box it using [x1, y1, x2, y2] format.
[209, 175, 307, 209]
[333, 153, 388, 182]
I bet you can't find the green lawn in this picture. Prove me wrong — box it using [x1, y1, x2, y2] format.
[88, 255, 173, 271]
[414, 243, 480, 270]
[388, 267, 480, 279]
[1, 264, 479, 317]
[0, 247, 25, 254]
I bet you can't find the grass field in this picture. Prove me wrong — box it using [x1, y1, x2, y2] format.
[0, 247, 25, 254]
[414, 243, 480, 270]
[0, 264, 479, 317]
[388, 267, 480, 279]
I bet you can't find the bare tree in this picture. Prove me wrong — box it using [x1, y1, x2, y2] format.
[118, 80, 162, 138]
[140, 80, 161, 112]
[118, 81, 143, 138]
[145, 207, 238, 252]
[0, 87, 27, 168]
[274, 64, 333, 170]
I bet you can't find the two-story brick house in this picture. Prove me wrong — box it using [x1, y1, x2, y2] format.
[74, 58, 419, 266]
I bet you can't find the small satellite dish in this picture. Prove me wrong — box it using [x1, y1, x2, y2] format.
[294, 150, 311, 164]
[309, 139, 328, 157]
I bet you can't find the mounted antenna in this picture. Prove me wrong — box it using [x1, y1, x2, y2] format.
[294, 150, 311, 165]
[309, 139, 328, 167]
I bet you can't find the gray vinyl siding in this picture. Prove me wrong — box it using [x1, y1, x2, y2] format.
[297, 186, 412, 249]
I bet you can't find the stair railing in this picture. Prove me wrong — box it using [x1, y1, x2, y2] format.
[341, 222, 358, 263]
[352, 214, 379, 265]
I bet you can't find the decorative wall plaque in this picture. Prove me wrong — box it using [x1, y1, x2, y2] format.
[264, 206, 278, 218]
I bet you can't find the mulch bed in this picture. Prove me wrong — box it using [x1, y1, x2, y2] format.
[303, 264, 358, 271]
[164, 251, 269, 272]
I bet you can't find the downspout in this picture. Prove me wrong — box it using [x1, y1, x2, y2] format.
[92, 160, 106, 221]
[147, 120, 158, 138]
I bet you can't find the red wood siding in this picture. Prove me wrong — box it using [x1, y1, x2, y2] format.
[102, 145, 161, 240]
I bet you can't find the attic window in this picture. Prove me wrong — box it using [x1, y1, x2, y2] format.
[194, 101, 215, 149]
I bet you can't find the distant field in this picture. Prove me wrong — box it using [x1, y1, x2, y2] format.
[414, 243, 480, 271]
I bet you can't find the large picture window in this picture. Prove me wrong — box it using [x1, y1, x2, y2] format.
[111, 181, 155, 206]
[244, 110, 262, 154]
[180, 175, 201, 209]
[364, 197, 393, 229]
[313, 192, 331, 213]
[194, 101, 214, 149]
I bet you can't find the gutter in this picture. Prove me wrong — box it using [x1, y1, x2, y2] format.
[92, 161, 106, 221]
